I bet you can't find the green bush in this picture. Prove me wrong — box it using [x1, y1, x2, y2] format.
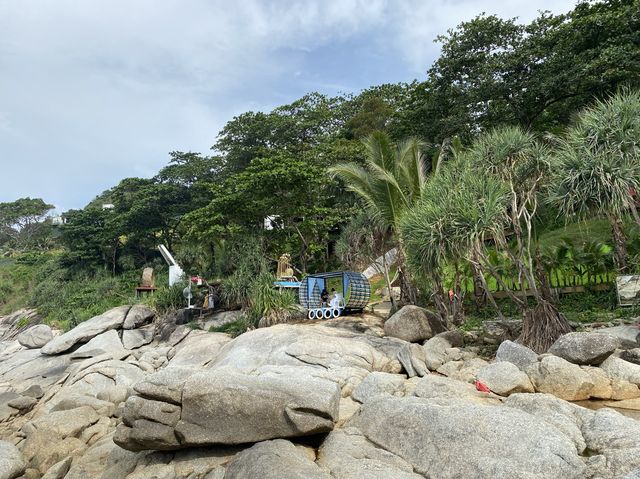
[209, 317, 252, 337]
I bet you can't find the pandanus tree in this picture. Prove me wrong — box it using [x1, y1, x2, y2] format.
[549, 89, 640, 273]
[401, 157, 510, 323]
[403, 126, 572, 351]
[329, 131, 427, 308]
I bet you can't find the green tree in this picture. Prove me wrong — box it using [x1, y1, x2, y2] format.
[330, 131, 427, 307]
[402, 1, 640, 141]
[549, 89, 640, 272]
[0, 197, 54, 251]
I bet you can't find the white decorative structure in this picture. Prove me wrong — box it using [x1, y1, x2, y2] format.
[158, 244, 185, 286]
[616, 275, 640, 306]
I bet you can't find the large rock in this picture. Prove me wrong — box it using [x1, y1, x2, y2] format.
[423, 335, 454, 371]
[167, 330, 231, 368]
[396, 343, 428, 378]
[224, 439, 330, 479]
[0, 441, 26, 479]
[317, 428, 423, 479]
[72, 329, 125, 357]
[600, 356, 640, 387]
[41, 305, 131, 355]
[122, 304, 155, 329]
[116, 369, 340, 450]
[495, 340, 538, 371]
[503, 393, 590, 454]
[122, 324, 155, 350]
[383, 306, 446, 343]
[349, 396, 586, 478]
[527, 355, 594, 401]
[476, 361, 534, 396]
[17, 324, 53, 349]
[594, 325, 640, 349]
[582, 407, 640, 477]
[412, 374, 501, 406]
[548, 332, 619, 365]
[621, 348, 640, 365]
[351, 372, 407, 403]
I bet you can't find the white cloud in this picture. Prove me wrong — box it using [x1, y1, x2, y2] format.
[0, 0, 577, 208]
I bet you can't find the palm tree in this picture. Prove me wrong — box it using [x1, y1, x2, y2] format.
[401, 155, 511, 321]
[404, 126, 571, 351]
[549, 89, 640, 272]
[329, 131, 428, 308]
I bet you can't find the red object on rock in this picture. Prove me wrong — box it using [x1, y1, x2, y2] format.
[475, 380, 491, 393]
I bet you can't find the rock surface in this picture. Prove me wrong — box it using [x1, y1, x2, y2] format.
[17, 324, 54, 349]
[476, 361, 534, 396]
[527, 355, 594, 401]
[2, 303, 640, 479]
[495, 340, 538, 371]
[41, 305, 131, 354]
[548, 332, 619, 365]
[383, 305, 446, 343]
[115, 368, 340, 450]
[349, 396, 586, 478]
[224, 439, 329, 479]
[0, 441, 26, 479]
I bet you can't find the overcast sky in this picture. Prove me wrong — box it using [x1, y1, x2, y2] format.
[0, 0, 576, 211]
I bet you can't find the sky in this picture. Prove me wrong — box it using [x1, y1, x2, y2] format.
[0, 0, 577, 211]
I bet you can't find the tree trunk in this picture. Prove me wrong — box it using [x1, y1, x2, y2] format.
[610, 216, 628, 273]
[518, 300, 572, 353]
[533, 247, 555, 303]
[430, 272, 449, 324]
[470, 259, 487, 310]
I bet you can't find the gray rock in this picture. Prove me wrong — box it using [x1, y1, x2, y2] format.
[122, 396, 181, 428]
[600, 355, 640, 387]
[133, 367, 196, 405]
[476, 361, 534, 396]
[175, 370, 340, 446]
[412, 374, 501, 406]
[41, 305, 131, 355]
[423, 336, 452, 371]
[122, 304, 155, 329]
[495, 340, 538, 371]
[0, 441, 26, 479]
[27, 406, 100, 439]
[621, 348, 640, 365]
[41, 456, 72, 479]
[383, 306, 446, 343]
[117, 369, 340, 450]
[582, 407, 640, 478]
[624, 470, 640, 479]
[349, 396, 586, 478]
[548, 332, 619, 365]
[21, 384, 44, 399]
[503, 393, 590, 454]
[396, 343, 427, 378]
[167, 330, 231, 368]
[582, 366, 613, 399]
[317, 428, 424, 479]
[527, 355, 594, 401]
[351, 372, 406, 403]
[224, 439, 330, 479]
[122, 324, 155, 349]
[7, 395, 37, 412]
[594, 325, 640, 349]
[17, 324, 54, 349]
[50, 394, 116, 417]
[73, 329, 125, 357]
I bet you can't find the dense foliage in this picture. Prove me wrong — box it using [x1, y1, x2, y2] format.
[1, 1, 639, 346]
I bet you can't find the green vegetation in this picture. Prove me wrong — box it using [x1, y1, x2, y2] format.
[0, 1, 638, 346]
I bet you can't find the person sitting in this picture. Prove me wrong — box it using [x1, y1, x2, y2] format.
[320, 288, 329, 307]
[330, 289, 341, 309]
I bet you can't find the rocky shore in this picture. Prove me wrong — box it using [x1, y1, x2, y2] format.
[1, 305, 639, 478]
